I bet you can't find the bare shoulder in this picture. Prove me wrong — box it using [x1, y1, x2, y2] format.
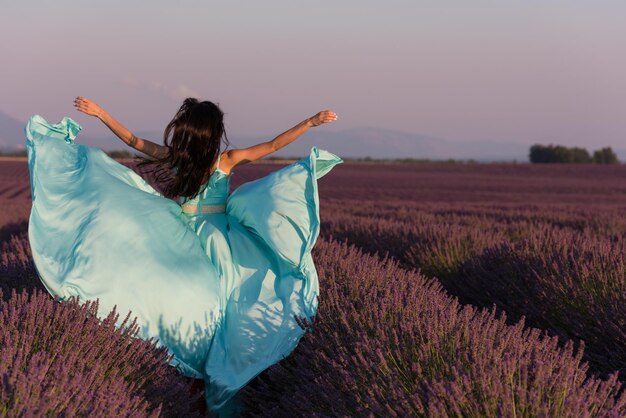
[218, 150, 236, 174]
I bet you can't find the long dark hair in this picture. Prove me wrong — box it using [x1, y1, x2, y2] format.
[136, 98, 229, 200]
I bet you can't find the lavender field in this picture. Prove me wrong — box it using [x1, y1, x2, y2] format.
[1, 157, 625, 416]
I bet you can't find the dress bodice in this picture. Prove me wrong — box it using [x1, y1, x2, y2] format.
[180, 154, 232, 207]
[180, 168, 231, 207]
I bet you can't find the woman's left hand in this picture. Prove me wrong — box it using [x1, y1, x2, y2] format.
[74, 96, 104, 119]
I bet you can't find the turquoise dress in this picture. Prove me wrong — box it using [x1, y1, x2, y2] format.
[25, 115, 342, 412]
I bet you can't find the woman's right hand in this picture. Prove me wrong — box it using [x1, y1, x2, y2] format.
[308, 110, 338, 127]
[74, 96, 104, 119]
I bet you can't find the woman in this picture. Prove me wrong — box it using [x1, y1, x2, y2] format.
[25, 97, 341, 414]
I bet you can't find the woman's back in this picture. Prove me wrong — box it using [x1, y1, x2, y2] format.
[179, 153, 232, 214]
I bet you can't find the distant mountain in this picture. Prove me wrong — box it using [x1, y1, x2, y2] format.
[276, 127, 532, 161]
[0, 111, 26, 149]
[236, 127, 533, 162]
[2, 111, 625, 162]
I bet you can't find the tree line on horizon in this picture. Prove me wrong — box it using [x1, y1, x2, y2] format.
[529, 144, 619, 164]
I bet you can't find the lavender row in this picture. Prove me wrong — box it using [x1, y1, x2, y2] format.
[321, 203, 626, 380]
[237, 239, 625, 417]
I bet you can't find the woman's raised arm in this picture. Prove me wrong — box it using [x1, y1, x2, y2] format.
[221, 110, 337, 173]
[73, 97, 168, 158]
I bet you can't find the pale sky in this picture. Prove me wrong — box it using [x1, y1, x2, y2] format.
[2, 1, 626, 150]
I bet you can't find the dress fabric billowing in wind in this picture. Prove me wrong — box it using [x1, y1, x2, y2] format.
[25, 115, 342, 411]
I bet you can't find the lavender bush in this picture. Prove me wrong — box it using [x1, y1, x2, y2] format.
[0, 288, 204, 417]
[456, 228, 626, 379]
[0, 224, 42, 298]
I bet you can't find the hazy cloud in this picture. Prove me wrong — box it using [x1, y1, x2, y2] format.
[119, 78, 201, 101]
